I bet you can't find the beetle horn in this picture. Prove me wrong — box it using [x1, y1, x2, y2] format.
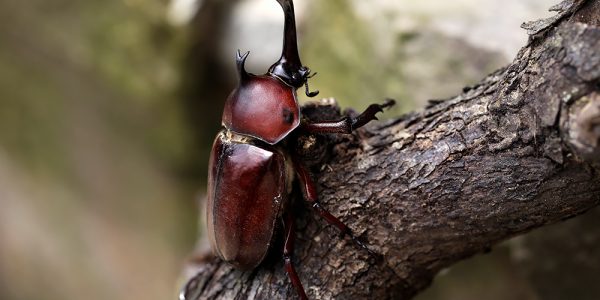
[236, 50, 250, 82]
[269, 0, 309, 89]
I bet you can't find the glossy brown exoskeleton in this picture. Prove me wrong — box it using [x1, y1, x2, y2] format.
[206, 0, 394, 299]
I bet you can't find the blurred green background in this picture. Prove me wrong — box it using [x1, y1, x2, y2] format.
[1, 0, 598, 299]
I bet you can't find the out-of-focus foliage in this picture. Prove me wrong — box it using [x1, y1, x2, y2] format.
[416, 246, 539, 300]
[0, 0, 194, 177]
[301, 0, 509, 117]
[302, 0, 409, 114]
[0, 1, 196, 300]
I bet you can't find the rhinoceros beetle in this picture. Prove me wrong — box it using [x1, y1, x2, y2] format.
[206, 0, 393, 299]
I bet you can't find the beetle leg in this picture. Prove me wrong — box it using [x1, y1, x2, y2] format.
[300, 99, 395, 134]
[282, 212, 308, 300]
[293, 157, 379, 257]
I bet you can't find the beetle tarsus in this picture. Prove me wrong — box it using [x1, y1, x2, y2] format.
[350, 99, 396, 130]
[311, 194, 382, 260]
[300, 99, 395, 134]
[349, 235, 383, 261]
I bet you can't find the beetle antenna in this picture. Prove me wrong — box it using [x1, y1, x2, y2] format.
[304, 75, 319, 97]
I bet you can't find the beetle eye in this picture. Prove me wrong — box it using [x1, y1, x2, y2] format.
[282, 108, 294, 124]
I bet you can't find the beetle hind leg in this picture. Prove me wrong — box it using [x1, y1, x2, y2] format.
[282, 212, 308, 300]
[293, 157, 381, 259]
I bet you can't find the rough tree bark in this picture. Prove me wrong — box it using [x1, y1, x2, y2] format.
[180, 1, 600, 299]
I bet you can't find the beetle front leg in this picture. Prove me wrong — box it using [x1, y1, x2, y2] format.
[292, 157, 378, 257]
[282, 212, 308, 300]
[300, 99, 395, 134]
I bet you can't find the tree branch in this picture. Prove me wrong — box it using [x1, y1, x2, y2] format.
[180, 1, 600, 299]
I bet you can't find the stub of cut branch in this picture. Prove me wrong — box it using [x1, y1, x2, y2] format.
[566, 92, 600, 164]
[180, 1, 600, 299]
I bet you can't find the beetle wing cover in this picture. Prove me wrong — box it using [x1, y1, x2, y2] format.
[222, 75, 300, 144]
[207, 133, 286, 270]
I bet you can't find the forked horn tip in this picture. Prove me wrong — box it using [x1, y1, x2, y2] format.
[236, 50, 251, 81]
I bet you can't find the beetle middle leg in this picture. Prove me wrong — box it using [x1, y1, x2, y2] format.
[292, 156, 378, 257]
[282, 211, 308, 300]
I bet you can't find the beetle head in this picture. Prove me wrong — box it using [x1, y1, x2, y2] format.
[268, 0, 319, 97]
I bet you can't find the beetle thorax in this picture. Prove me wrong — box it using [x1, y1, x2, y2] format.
[222, 75, 301, 145]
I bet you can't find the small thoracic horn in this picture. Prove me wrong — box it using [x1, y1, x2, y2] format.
[268, 0, 314, 92]
[236, 50, 251, 82]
